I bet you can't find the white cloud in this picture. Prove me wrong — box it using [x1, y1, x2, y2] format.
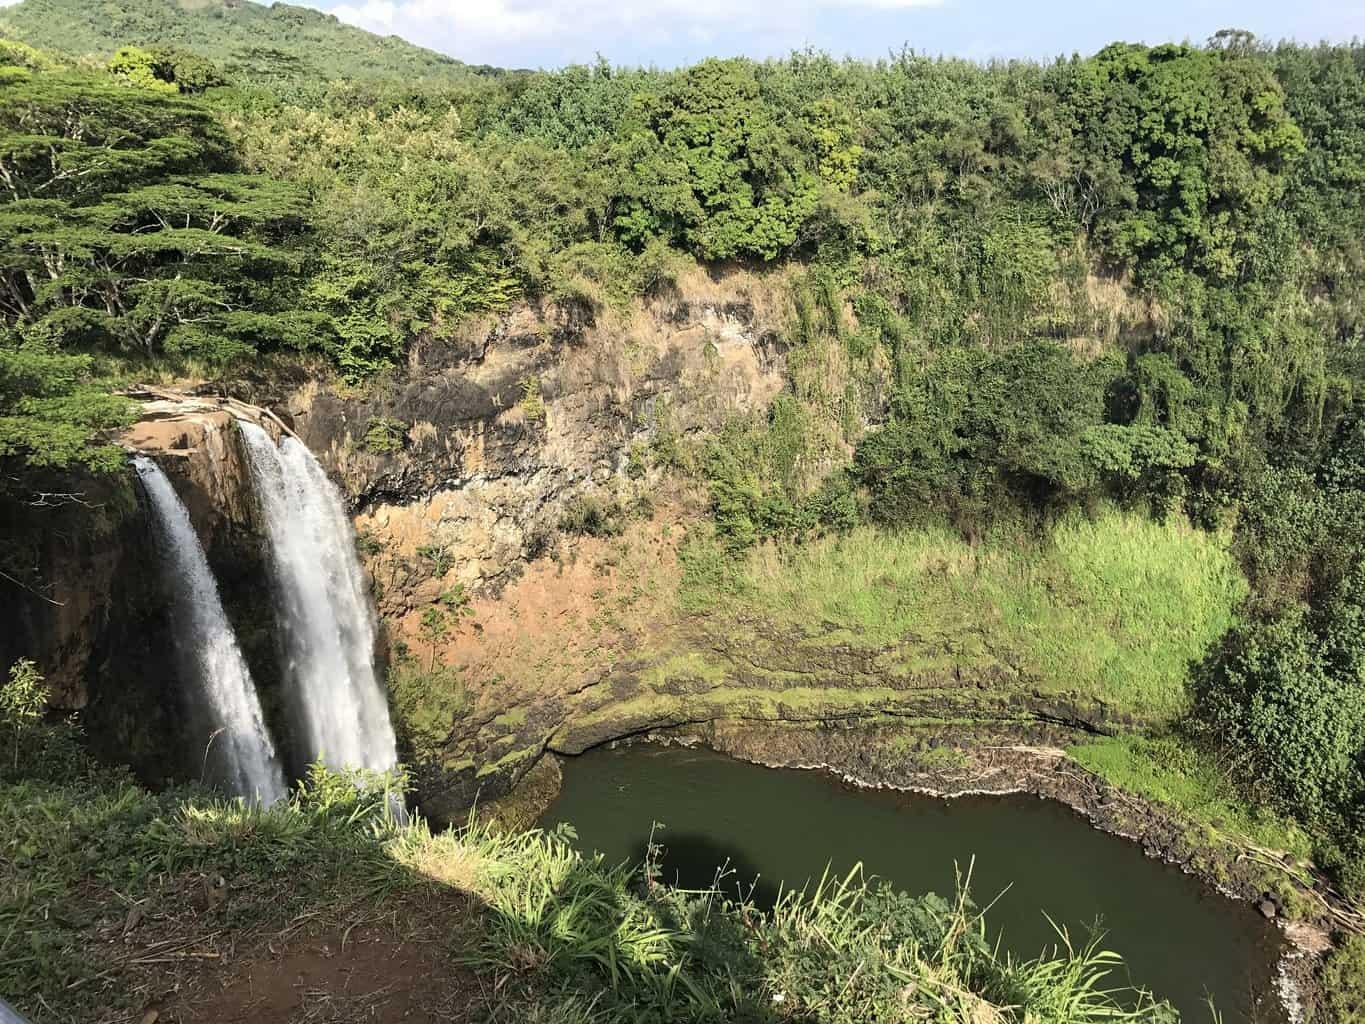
[321, 0, 944, 65]
[331, 0, 557, 42]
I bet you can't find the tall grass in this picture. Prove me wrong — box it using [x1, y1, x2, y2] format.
[452, 823, 1182, 1023]
[2, 693, 1199, 1024]
[1, 756, 408, 1015]
[1068, 734, 1312, 857]
[683, 508, 1245, 719]
[4, 733, 1191, 1024]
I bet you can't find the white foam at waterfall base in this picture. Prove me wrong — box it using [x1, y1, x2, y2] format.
[238, 421, 398, 774]
[133, 456, 287, 804]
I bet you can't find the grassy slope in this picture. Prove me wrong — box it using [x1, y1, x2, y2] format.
[1, 753, 1180, 1024]
[1068, 734, 1313, 857]
[674, 509, 1245, 721]
[0, 0, 472, 81]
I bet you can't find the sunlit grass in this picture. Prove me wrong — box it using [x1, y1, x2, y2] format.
[4, 755, 1187, 1023]
[683, 508, 1246, 719]
[1068, 734, 1313, 858]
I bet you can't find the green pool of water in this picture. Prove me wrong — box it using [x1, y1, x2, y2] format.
[539, 743, 1284, 1023]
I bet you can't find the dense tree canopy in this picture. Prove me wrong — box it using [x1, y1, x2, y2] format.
[0, 68, 312, 366]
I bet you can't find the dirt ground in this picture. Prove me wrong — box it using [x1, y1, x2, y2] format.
[174, 922, 470, 1023]
[106, 886, 483, 1024]
[398, 491, 701, 708]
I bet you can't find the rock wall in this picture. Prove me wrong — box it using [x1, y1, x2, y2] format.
[0, 465, 148, 713]
[1, 268, 799, 798]
[0, 266, 1139, 816]
[280, 269, 789, 599]
[249, 269, 800, 816]
[252, 270, 1140, 822]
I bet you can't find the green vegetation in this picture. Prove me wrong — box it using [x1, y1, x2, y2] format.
[0, 25, 1360, 493]
[1068, 734, 1311, 857]
[468, 827, 1178, 1023]
[0, 7, 1364, 1017]
[682, 511, 1243, 718]
[1189, 418, 1365, 904]
[1, 658, 44, 768]
[2, 682, 1182, 1023]
[388, 660, 470, 758]
[1319, 934, 1365, 1024]
[361, 415, 407, 454]
[559, 493, 628, 538]
[0, 54, 317, 466]
[0, 0, 474, 84]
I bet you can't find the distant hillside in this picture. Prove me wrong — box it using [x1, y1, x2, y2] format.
[0, 0, 480, 82]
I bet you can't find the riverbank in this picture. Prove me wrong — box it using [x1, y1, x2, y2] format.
[488, 721, 1361, 1022]
[1, 738, 1201, 1024]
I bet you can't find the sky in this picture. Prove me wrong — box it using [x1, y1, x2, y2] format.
[304, 0, 1365, 69]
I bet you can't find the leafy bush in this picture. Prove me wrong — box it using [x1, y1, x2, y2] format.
[1, 659, 45, 768]
[361, 416, 407, 455]
[856, 343, 1122, 531]
[0, 659, 84, 782]
[1194, 415, 1365, 888]
[1318, 934, 1365, 1024]
[417, 543, 454, 578]
[1194, 608, 1365, 828]
[559, 494, 627, 538]
[519, 377, 546, 421]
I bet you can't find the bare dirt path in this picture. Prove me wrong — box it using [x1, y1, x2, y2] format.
[129, 888, 482, 1024]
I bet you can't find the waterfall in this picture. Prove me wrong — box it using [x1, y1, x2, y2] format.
[237, 421, 398, 774]
[133, 456, 287, 804]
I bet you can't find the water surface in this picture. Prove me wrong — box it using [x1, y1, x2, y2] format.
[540, 743, 1283, 1023]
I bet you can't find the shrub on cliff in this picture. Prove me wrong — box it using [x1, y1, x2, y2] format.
[0, 339, 135, 473]
[0, 659, 85, 782]
[855, 343, 1124, 532]
[1319, 934, 1365, 1024]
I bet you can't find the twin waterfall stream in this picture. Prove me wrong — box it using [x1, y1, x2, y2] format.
[238, 422, 399, 774]
[133, 457, 287, 803]
[135, 420, 398, 802]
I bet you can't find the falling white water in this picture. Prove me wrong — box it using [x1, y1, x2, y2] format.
[238, 421, 398, 774]
[134, 456, 287, 804]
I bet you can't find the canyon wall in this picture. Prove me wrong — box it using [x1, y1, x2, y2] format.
[1, 398, 292, 783]
[7, 267, 1117, 817]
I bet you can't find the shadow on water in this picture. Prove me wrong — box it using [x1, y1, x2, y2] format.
[628, 832, 782, 907]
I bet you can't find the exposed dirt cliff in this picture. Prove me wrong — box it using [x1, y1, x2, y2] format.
[253, 268, 800, 814]
[281, 267, 789, 595]
[230, 268, 1119, 820]
[6, 267, 1139, 813]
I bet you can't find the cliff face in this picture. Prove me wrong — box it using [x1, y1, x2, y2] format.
[3, 266, 1120, 815]
[0, 468, 146, 713]
[282, 269, 789, 601]
[266, 269, 798, 816]
[263, 270, 1124, 821]
[2, 269, 798, 802]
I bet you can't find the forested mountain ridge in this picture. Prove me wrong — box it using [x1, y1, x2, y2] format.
[0, 0, 480, 83]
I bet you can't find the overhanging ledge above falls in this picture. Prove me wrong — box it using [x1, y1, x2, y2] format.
[120, 384, 300, 456]
[118, 386, 307, 532]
